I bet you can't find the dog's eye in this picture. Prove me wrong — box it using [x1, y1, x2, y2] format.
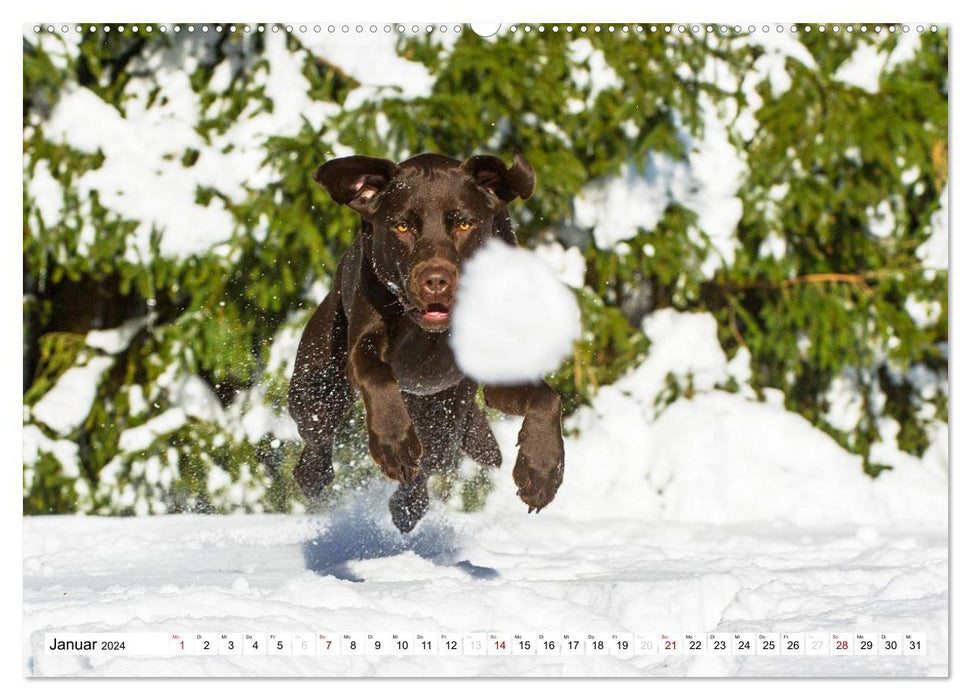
[457, 221, 473, 232]
[394, 223, 410, 234]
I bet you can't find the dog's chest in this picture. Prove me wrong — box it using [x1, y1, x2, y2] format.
[386, 326, 465, 395]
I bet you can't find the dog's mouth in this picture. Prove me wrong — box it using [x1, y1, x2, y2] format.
[422, 303, 451, 321]
[407, 302, 452, 331]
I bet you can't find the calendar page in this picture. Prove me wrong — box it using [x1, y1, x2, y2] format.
[21, 16, 949, 679]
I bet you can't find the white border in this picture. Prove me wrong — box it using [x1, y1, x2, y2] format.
[6, 0, 963, 696]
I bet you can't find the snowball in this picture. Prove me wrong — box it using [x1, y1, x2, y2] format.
[450, 241, 581, 385]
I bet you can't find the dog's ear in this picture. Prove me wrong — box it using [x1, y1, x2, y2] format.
[463, 153, 535, 202]
[313, 156, 399, 215]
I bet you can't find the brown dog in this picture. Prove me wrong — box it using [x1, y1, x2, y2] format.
[287, 153, 565, 533]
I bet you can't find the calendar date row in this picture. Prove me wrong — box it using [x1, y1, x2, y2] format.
[45, 632, 926, 657]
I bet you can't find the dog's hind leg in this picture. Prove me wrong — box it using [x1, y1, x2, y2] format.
[460, 399, 502, 469]
[387, 381, 480, 532]
[288, 287, 353, 502]
[388, 474, 431, 534]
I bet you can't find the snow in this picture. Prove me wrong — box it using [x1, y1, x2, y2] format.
[905, 296, 942, 328]
[835, 44, 885, 93]
[26, 160, 63, 227]
[885, 32, 924, 73]
[86, 315, 152, 355]
[22, 425, 79, 476]
[569, 39, 622, 106]
[298, 32, 435, 112]
[22, 506, 946, 677]
[573, 95, 744, 275]
[542, 309, 945, 529]
[824, 373, 865, 433]
[36, 31, 436, 261]
[918, 186, 948, 270]
[450, 241, 581, 384]
[20, 310, 948, 677]
[737, 30, 819, 142]
[25, 307, 948, 677]
[867, 200, 896, 238]
[573, 161, 670, 248]
[30, 356, 114, 435]
[117, 408, 187, 454]
[759, 231, 787, 260]
[45, 78, 233, 260]
[532, 240, 586, 288]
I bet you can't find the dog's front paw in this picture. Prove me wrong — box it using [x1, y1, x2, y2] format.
[513, 453, 564, 513]
[294, 443, 335, 502]
[512, 413, 565, 513]
[368, 421, 423, 484]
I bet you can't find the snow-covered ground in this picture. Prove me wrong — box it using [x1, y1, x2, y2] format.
[22, 505, 946, 677]
[23, 309, 948, 678]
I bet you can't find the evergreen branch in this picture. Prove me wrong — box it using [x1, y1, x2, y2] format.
[710, 268, 926, 294]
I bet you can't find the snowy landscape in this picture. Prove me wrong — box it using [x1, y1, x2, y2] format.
[22, 23, 948, 678]
[23, 304, 948, 676]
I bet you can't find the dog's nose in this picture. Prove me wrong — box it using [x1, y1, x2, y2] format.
[421, 266, 452, 297]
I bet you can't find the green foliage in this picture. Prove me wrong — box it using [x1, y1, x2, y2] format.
[704, 28, 949, 472]
[23, 24, 948, 514]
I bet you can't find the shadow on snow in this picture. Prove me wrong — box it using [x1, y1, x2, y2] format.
[301, 485, 498, 582]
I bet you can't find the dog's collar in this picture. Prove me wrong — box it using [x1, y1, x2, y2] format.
[366, 248, 412, 312]
[366, 252, 398, 293]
